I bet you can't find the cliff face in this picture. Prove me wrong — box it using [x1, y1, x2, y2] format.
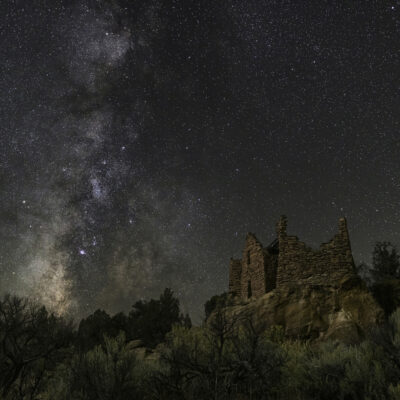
[227, 277, 384, 344]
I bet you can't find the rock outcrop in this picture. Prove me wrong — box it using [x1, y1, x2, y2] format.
[224, 217, 384, 343]
[225, 277, 384, 344]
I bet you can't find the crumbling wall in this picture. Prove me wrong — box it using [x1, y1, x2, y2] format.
[240, 234, 267, 299]
[229, 258, 242, 296]
[263, 249, 278, 292]
[276, 216, 356, 287]
[229, 216, 356, 301]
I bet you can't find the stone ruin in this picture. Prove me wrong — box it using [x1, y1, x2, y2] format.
[229, 216, 357, 300]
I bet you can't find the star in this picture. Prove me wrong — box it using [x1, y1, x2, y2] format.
[0, 0, 399, 323]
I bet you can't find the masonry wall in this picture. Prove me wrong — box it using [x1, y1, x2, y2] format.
[240, 234, 267, 299]
[229, 258, 242, 296]
[229, 216, 356, 300]
[276, 216, 356, 287]
[263, 249, 278, 292]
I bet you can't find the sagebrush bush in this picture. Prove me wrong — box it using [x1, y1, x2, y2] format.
[4, 294, 400, 400]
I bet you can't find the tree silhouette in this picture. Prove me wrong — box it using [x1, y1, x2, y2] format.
[0, 294, 73, 397]
[129, 288, 189, 348]
[371, 242, 400, 282]
[77, 309, 114, 351]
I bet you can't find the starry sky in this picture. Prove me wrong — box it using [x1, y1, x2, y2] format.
[0, 0, 399, 321]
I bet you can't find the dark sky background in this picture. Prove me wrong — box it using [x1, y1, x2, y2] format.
[0, 0, 399, 321]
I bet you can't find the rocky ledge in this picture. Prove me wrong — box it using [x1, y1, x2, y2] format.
[225, 276, 384, 344]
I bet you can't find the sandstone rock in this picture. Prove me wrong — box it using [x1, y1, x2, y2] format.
[225, 282, 384, 344]
[126, 339, 161, 361]
[223, 216, 383, 343]
[126, 339, 143, 350]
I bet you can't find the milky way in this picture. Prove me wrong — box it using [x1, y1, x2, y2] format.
[1, 0, 400, 321]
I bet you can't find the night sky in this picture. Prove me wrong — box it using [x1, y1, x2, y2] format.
[1, 0, 399, 321]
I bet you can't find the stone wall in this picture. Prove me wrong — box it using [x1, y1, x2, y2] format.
[276, 216, 356, 287]
[229, 258, 242, 296]
[263, 249, 278, 292]
[240, 234, 267, 299]
[228, 216, 356, 300]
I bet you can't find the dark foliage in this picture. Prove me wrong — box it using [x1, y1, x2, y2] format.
[371, 242, 400, 282]
[5, 275, 400, 399]
[204, 292, 230, 320]
[129, 288, 190, 348]
[76, 288, 190, 351]
[66, 333, 142, 400]
[372, 279, 400, 316]
[77, 309, 116, 351]
[0, 294, 74, 399]
[357, 242, 400, 317]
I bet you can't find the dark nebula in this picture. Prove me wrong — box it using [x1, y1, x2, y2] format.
[0, 0, 399, 320]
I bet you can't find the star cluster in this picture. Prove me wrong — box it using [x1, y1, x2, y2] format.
[0, 0, 399, 320]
